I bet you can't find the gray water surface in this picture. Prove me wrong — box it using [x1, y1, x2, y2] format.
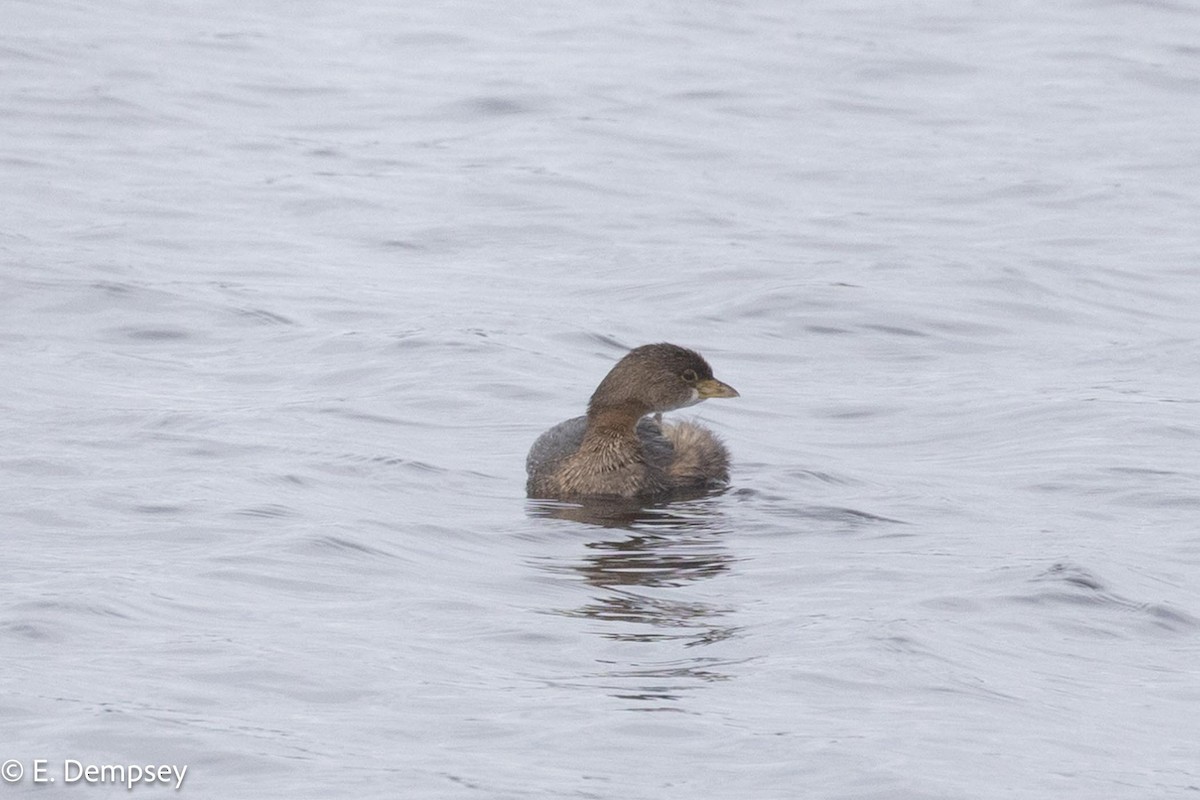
[3, 1, 1199, 797]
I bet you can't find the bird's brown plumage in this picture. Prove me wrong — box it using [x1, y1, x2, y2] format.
[526, 343, 738, 501]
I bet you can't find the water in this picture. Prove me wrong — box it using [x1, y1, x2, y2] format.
[3, 0, 1199, 797]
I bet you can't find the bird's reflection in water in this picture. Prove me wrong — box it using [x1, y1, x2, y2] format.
[528, 496, 747, 709]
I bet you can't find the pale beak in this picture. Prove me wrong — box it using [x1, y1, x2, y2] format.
[696, 377, 739, 399]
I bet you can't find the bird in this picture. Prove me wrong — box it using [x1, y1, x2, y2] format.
[526, 343, 739, 501]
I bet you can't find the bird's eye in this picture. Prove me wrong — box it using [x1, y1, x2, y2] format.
[681, 369, 698, 382]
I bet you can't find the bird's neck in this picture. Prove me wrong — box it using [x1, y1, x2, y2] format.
[583, 402, 648, 442]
